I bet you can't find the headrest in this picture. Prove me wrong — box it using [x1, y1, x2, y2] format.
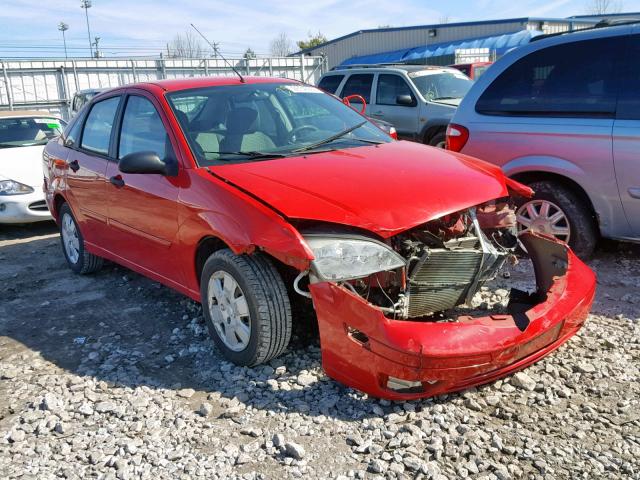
[226, 107, 258, 135]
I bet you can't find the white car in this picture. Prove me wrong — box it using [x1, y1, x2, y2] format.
[0, 111, 66, 223]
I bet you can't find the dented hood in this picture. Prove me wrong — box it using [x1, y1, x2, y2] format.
[210, 141, 509, 238]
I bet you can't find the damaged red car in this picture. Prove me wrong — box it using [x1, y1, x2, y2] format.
[43, 77, 596, 400]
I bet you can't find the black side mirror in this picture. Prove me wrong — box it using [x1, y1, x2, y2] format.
[396, 94, 416, 107]
[118, 151, 177, 176]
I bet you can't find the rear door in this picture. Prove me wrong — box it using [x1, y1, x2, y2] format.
[317, 74, 345, 95]
[104, 90, 182, 281]
[613, 34, 640, 237]
[371, 73, 419, 138]
[66, 94, 122, 244]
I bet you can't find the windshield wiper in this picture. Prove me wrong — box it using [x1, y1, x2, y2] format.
[0, 143, 21, 149]
[349, 137, 385, 145]
[293, 120, 368, 153]
[204, 150, 288, 161]
[432, 96, 460, 101]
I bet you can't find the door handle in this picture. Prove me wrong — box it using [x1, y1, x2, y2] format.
[109, 175, 125, 188]
[68, 160, 80, 172]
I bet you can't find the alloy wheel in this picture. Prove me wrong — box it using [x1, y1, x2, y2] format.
[61, 213, 80, 264]
[207, 271, 251, 352]
[516, 199, 571, 243]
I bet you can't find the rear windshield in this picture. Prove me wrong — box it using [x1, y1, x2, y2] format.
[0, 116, 65, 148]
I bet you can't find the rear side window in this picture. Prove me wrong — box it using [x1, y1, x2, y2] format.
[118, 95, 172, 161]
[341, 74, 374, 103]
[617, 35, 640, 120]
[81, 96, 120, 155]
[376, 74, 414, 105]
[476, 37, 624, 117]
[318, 75, 344, 94]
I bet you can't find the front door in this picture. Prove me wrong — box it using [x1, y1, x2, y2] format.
[371, 73, 419, 139]
[66, 95, 122, 244]
[105, 92, 182, 282]
[613, 34, 640, 237]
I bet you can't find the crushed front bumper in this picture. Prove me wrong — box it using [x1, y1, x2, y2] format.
[309, 233, 596, 400]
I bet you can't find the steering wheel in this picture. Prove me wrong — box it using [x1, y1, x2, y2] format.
[290, 124, 320, 141]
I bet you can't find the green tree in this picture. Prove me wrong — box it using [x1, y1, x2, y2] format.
[296, 31, 328, 50]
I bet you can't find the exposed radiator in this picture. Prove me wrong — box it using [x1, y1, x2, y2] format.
[407, 248, 483, 317]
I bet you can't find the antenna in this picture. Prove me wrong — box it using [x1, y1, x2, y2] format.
[190, 23, 245, 83]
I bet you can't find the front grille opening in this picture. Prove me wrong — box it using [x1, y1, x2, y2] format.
[28, 200, 49, 212]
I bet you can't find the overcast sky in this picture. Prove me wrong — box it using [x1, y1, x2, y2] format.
[1, 0, 639, 58]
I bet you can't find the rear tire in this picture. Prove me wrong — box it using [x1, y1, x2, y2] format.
[200, 249, 292, 366]
[428, 131, 447, 149]
[59, 203, 103, 274]
[515, 181, 597, 258]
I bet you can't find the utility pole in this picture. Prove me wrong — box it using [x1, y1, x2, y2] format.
[80, 0, 93, 57]
[93, 36, 101, 58]
[212, 42, 219, 59]
[58, 22, 69, 59]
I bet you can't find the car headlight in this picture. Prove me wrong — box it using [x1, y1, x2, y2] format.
[0, 179, 34, 195]
[304, 235, 406, 282]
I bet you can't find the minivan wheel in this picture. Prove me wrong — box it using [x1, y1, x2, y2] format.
[515, 181, 597, 258]
[59, 203, 103, 274]
[429, 131, 447, 149]
[200, 249, 292, 366]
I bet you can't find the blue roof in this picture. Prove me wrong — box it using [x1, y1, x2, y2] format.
[340, 29, 543, 66]
[296, 16, 597, 55]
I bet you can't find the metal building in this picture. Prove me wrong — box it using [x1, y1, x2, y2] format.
[298, 13, 640, 69]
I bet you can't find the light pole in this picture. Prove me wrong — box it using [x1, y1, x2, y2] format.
[80, 0, 93, 57]
[58, 22, 69, 59]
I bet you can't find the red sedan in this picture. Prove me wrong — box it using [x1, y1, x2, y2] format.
[43, 76, 595, 400]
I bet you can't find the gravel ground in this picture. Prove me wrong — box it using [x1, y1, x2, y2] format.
[1, 222, 639, 480]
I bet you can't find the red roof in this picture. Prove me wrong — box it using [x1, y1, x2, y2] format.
[140, 76, 299, 92]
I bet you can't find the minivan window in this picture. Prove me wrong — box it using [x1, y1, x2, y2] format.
[317, 75, 344, 94]
[80, 96, 120, 155]
[341, 74, 374, 103]
[118, 96, 172, 161]
[376, 74, 415, 105]
[476, 37, 624, 117]
[617, 35, 640, 120]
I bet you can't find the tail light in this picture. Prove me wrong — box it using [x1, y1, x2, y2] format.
[389, 127, 398, 140]
[446, 123, 469, 152]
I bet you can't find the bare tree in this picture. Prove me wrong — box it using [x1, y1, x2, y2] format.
[166, 31, 206, 58]
[585, 0, 623, 14]
[270, 32, 293, 57]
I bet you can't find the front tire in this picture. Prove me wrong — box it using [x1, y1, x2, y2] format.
[515, 181, 597, 258]
[59, 203, 103, 274]
[200, 249, 292, 366]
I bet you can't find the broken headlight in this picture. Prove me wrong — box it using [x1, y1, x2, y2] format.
[304, 235, 405, 282]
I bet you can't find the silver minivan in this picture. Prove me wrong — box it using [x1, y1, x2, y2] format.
[449, 24, 640, 257]
[318, 65, 473, 147]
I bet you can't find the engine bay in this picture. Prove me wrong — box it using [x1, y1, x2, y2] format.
[331, 199, 526, 320]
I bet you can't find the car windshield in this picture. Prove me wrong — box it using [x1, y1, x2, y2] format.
[0, 116, 65, 148]
[408, 70, 473, 101]
[167, 82, 391, 166]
